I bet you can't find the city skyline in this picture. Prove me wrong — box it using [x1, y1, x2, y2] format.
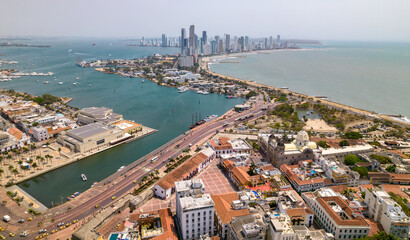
[1, 0, 410, 41]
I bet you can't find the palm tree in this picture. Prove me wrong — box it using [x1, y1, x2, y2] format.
[141, 175, 148, 183]
[154, 169, 159, 178]
[0, 169, 4, 179]
[12, 168, 18, 177]
[36, 155, 41, 165]
[149, 172, 155, 180]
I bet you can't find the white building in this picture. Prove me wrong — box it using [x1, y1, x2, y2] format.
[32, 126, 49, 141]
[315, 154, 359, 187]
[207, 137, 252, 158]
[302, 189, 370, 240]
[364, 188, 410, 239]
[179, 55, 195, 68]
[269, 213, 297, 240]
[321, 145, 374, 158]
[175, 179, 215, 240]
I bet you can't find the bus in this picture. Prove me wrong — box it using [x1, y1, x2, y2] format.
[150, 156, 158, 163]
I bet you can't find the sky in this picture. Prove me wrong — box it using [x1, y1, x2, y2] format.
[1, 0, 409, 41]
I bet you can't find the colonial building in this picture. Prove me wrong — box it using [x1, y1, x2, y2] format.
[259, 131, 321, 168]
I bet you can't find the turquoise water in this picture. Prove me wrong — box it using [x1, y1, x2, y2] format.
[210, 42, 410, 119]
[0, 38, 243, 206]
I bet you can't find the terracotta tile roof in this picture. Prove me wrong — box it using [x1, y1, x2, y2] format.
[46, 126, 71, 135]
[388, 150, 409, 159]
[261, 165, 275, 171]
[8, 127, 23, 140]
[390, 173, 410, 182]
[152, 208, 178, 240]
[356, 162, 371, 167]
[281, 164, 325, 186]
[317, 196, 369, 227]
[211, 192, 250, 225]
[328, 185, 348, 193]
[209, 137, 233, 151]
[368, 172, 390, 179]
[364, 218, 384, 236]
[232, 167, 253, 185]
[286, 207, 314, 218]
[381, 184, 410, 200]
[157, 153, 207, 190]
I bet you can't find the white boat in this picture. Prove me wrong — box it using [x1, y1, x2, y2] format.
[73, 82, 77, 86]
[142, 79, 145, 83]
[76, 77, 79, 80]
[81, 174, 87, 181]
[117, 166, 125, 172]
[178, 87, 188, 93]
[58, 82, 63, 85]
[43, 81, 49, 84]
[197, 90, 209, 95]
[89, 84, 92, 87]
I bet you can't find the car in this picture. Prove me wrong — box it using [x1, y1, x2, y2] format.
[9, 232, 15, 237]
[59, 226, 66, 230]
[35, 236, 42, 240]
[27, 217, 33, 221]
[65, 223, 71, 227]
[112, 196, 116, 200]
[18, 219, 25, 223]
[51, 229, 58, 234]
[38, 229, 47, 234]
[57, 222, 65, 227]
[73, 219, 79, 224]
[20, 232, 27, 237]
[42, 233, 49, 237]
[95, 205, 100, 208]
[133, 180, 137, 184]
[0, 227, 3, 231]
[0, 234, 4, 240]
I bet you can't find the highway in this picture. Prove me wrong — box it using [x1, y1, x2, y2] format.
[7, 95, 272, 239]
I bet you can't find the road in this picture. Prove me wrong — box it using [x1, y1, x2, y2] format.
[4, 95, 272, 239]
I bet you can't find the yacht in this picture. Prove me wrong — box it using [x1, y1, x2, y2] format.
[73, 82, 77, 86]
[142, 79, 145, 83]
[89, 84, 92, 87]
[178, 86, 188, 93]
[43, 81, 49, 84]
[81, 174, 87, 181]
[58, 82, 63, 85]
[76, 77, 79, 80]
[197, 90, 209, 95]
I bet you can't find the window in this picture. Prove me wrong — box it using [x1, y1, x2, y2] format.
[96, 139, 105, 145]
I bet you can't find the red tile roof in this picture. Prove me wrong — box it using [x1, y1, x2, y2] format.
[8, 127, 23, 140]
[157, 153, 207, 190]
[211, 192, 250, 225]
[317, 196, 369, 227]
[152, 208, 178, 240]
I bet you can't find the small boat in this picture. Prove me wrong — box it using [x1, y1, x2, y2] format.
[58, 82, 63, 85]
[43, 81, 49, 84]
[117, 166, 125, 172]
[178, 87, 188, 93]
[73, 82, 77, 86]
[89, 84, 92, 87]
[142, 79, 144, 83]
[74, 192, 80, 197]
[67, 196, 71, 201]
[81, 174, 87, 181]
[76, 77, 79, 80]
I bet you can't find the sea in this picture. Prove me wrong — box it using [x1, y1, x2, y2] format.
[210, 42, 410, 123]
[0, 38, 244, 207]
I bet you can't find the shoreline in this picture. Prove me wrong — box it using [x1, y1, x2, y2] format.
[12, 126, 157, 186]
[200, 54, 410, 127]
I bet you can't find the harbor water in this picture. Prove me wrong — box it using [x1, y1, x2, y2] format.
[0, 38, 243, 206]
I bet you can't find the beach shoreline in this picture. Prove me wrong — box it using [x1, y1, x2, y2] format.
[200, 53, 410, 127]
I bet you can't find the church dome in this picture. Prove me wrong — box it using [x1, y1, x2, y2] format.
[296, 130, 309, 142]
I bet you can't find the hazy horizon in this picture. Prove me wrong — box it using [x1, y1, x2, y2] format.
[1, 0, 410, 42]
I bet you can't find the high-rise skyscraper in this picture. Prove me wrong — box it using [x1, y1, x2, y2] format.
[202, 31, 207, 45]
[239, 36, 245, 52]
[161, 34, 167, 47]
[245, 36, 249, 50]
[269, 36, 273, 49]
[277, 34, 280, 42]
[180, 28, 186, 53]
[189, 25, 195, 49]
[225, 34, 230, 52]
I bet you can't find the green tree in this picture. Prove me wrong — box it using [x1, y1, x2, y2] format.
[339, 140, 350, 147]
[359, 231, 400, 240]
[343, 131, 363, 139]
[385, 165, 396, 173]
[352, 166, 368, 178]
[344, 155, 361, 165]
[317, 141, 330, 148]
